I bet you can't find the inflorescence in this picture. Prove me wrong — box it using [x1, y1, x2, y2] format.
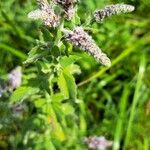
[64, 27, 111, 66]
[28, 0, 60, 27]
[94, 4, 135, 22]
[53, 0, 77, 20]
[28, 0, 135, 66]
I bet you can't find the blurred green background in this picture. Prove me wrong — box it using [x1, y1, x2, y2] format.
[0, 0, 150, 149]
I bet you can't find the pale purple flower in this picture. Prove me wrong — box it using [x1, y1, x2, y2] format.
[8, 66, 22, 90]
[84, 136, 113, 150]
[64, 27, 111, 66]
[28, 0, 60, 27]
[53, 0, 77, 20]
[94, 4, 135, 22]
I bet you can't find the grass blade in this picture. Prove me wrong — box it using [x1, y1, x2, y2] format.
[113, 85, 130, 150]
[123, 55, 146, 149]
[0, 43, 27, 59]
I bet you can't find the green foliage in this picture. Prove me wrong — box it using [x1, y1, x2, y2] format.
[0, 0, 150, 150]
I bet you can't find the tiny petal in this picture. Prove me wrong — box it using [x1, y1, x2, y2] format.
[64, 27, 111, 66]
[94, 4, 135, 22]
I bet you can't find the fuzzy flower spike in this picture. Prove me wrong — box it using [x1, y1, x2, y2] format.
[64, 27, 111, 66]
[53, 0, 77, 20]
[28, 0, 60, 27]
[94, 4, 135, 22]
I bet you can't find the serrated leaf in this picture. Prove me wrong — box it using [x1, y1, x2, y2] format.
[58, 69, 77, 100]
[23, 46, 49, 65]
[44, 104, 65, 141]
[60, 55, 81, 68]
[10, 86, 39, 103]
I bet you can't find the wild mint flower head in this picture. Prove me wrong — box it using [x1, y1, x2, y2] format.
[53, 0, 77, 20]
[28, 0, 60, 27]
[64, 27, 111, 66]
[94, 4, 135, 22]
[8, 66, 22, 90]
[84, 136, 113, 150]
[27, 2, 135, 66]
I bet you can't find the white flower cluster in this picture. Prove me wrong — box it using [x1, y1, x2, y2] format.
[28, 0, 60, 27]
[53, 0, 77, 20]
[94, 4, 135, 22]
[84, 136, 113, 150]
[64, 27, 111, 66]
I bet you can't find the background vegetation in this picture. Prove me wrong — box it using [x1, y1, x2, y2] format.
[0, 0, 150, 149]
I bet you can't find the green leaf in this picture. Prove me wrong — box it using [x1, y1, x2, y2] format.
[66, 64, 81, 75]
[50, 46, 60, 57]
[10, 86, 39, 103]
[61, 103, 74, 115]
[60, 55, 81, 68]
[58, 68, 77, 100]
[75, 13, 81, 25]
[43, 104, 66, 141]
[63, 69, 77, 100]
[41, 27, 54, 42]
[51, 93, 65, 103]
[23, 46, 49, 65]
[58, 72, 69, 99]
[34, 98, 45, 108]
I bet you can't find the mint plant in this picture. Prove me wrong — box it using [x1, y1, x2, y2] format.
[7, 0, 135, 149]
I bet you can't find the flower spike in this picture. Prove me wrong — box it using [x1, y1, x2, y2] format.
[53, 0, 77, 20]
[64, 27, 111, 66]
[28, 0, 60, 27]
[94, 4, 135, 22]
